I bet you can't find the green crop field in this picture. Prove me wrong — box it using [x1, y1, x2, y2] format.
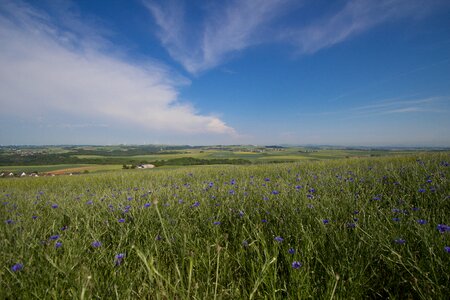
[1, 153, 449, 298]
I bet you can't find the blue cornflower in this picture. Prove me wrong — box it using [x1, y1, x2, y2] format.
[32, 215, 38, 219]
[11, 263, 23, 272]
[115, 253, 125, 266]
[274, 236, 284, 243]
[418, 188, 426, 193]
[394, 238, 406, 244]
[49, 235, 60, 240]
[213, 221, 221, 225]
[323, 219, 330, 224]
[288, 248, 295, 255]
[118, 218, 125, 223]
[417, 219, 427, 225]
[86, 200, 93, 205]
[272, 190, 279, 195]
[393, 217, 401, 222]
[444, 246, 450, 253]
[191, 201, 200, 207]
[347, 223, 356, 229]
[5, 219, 13, 224]
[292, 261, 302, 269]
[144, 203, 151, 208]
[295, 185, 302, 190]
[264, 178, 270, 182]
[55, 241, 62, 248]
[92, 241, 102, 248]
[242, 240, 249, 247]
[262, 219, 268, 223]
[51, 204, 58, 209]
[437, 224, 450, 233]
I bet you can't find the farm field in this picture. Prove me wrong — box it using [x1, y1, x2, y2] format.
[0, 145, 438, 176]
[1, 153, 449, 298]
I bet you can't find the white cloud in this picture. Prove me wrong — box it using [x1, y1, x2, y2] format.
[145, 0, 297, 74]
[146, 0, 447, 73]
[0, 1, 237, 139]
[285, 0, 444, 54]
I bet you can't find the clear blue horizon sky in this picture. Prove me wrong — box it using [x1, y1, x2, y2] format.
[1, 0, 449, 146]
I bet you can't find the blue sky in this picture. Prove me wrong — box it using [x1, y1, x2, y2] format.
[0, 0, 449, 146]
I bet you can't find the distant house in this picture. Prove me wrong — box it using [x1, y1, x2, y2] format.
[138, 164, 155, 169]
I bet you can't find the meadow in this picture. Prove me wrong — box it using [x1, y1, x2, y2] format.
[1, 153, 449, 299]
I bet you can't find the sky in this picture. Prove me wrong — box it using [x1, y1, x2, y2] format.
[0, 0, 449, 147]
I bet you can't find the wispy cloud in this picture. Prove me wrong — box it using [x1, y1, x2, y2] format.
[146, 0, 446, 73]
[0, 1, 236, 139]
[285, 0, 444, 54]
[297, 96, 449, 118]
[145, 0, 297, 74]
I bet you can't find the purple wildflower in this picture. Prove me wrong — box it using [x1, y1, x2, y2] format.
[91, 241, 102, 248]
[292, 261, 302, 269]
[115, 253, 125, 266]
[5, 219, 13, 224]
[347, 223, 356, 229]
[55, 241, 62, 249]
[242, 240, 249, 247]
[394, 238, 406, 244]
[444, 246, 450, 253]
[418, 188, 426, 193]
[51, 204, 58, 209]
[49, 235, 60, 240]
[417, 219, 427, 225]
[323, 219, 329, 224]
[393, 218, 401, 222]
[288, 248, 295, 255]
[213, 221, 221, 225]
[11, 263, 23, 272]
[118, 218, 125, 223]
[191, 201, 200, 208]
[144, 203, 151, 208]
[274, 236, 284, 243]
[437, 224, 450, 233]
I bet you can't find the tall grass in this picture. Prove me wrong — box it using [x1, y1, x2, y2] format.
[1, 153, 449, 299]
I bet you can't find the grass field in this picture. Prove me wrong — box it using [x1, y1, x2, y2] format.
[1, 153, 449, 298]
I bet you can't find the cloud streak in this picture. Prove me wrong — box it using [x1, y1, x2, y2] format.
[0, 1, 236, 139]
[146, 0, 447, 73]
[145, 0, 297, 74]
